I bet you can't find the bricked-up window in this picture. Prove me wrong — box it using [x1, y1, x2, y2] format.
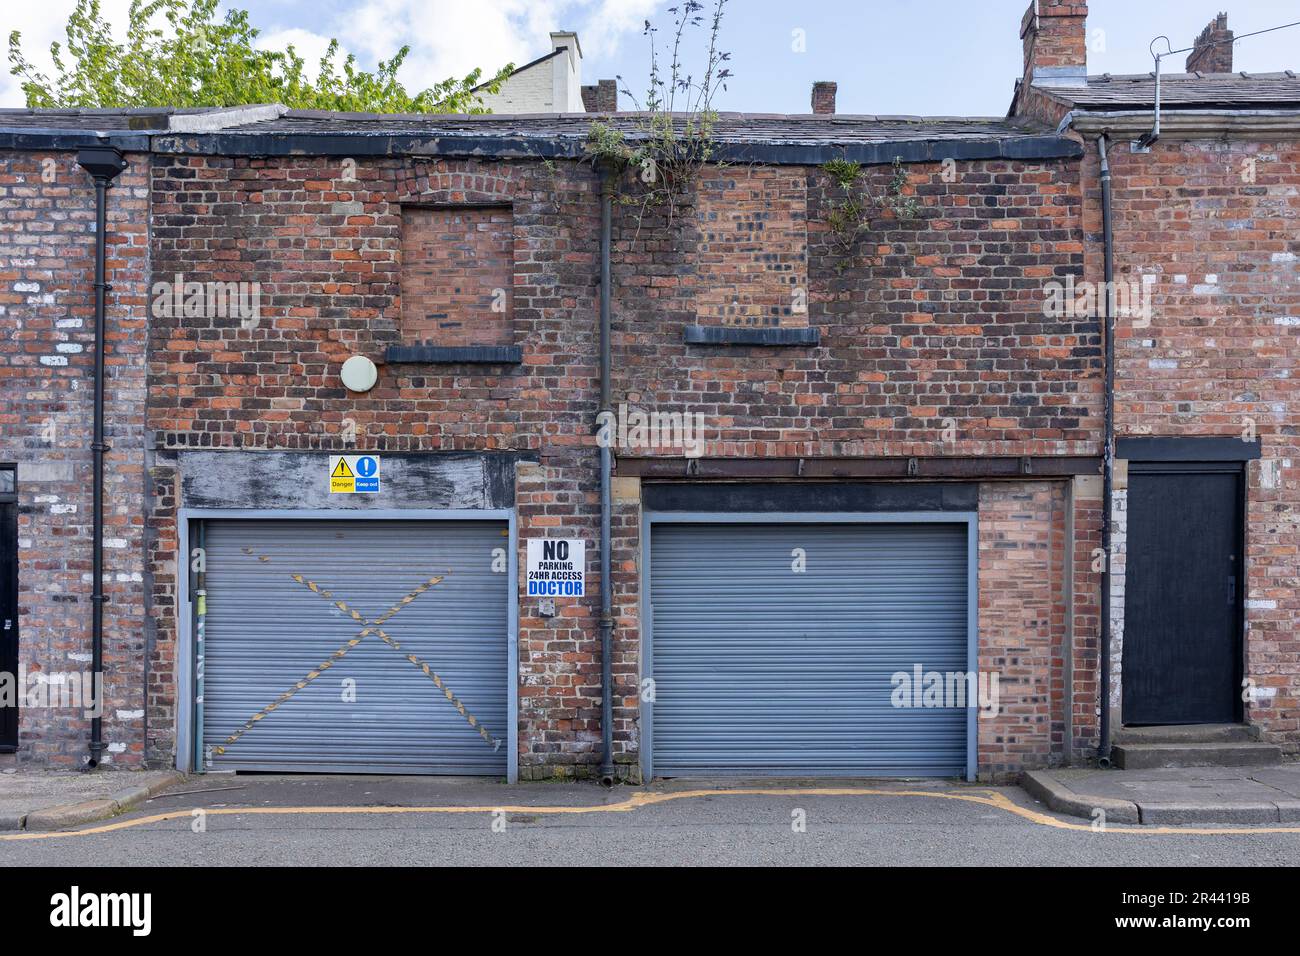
[400, 206, 514, 346]
[695, 168, 809, 328]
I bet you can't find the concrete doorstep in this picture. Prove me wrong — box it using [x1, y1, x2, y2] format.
[0, 770, 187, 832]
[1021, 764, 1300, 826]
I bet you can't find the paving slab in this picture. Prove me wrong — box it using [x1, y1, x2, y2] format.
[1247, 767, 1300, 799]
[1021, 763, 1300, 826]
[0, 769, 186, 830]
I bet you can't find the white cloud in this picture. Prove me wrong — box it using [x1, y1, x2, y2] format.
[578, 0, 658, 62]
[2, 0, 135, 107]
[253, 27, 335, 74]
[319, 0, 658, 92]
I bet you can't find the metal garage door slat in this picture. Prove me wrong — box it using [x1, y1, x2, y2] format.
[650, 522, 969, 777]
[201, 519, 508, 775]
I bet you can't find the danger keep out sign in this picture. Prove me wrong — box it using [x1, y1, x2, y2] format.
[329, 454, 381, 494]
[526, 539, 586, 597]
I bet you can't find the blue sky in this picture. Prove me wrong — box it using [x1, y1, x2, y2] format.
[4, 1, 1299, 113]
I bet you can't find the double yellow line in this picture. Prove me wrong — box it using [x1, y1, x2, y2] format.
[5, 786, 1300, 841]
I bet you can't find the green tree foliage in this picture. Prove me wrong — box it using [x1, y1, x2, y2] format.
[8, 0, 512, 112]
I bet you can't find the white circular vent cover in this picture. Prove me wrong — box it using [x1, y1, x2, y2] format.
[340, 355, 378, 393]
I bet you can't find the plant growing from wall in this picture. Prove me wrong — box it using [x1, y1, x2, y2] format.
[822, 159, 869, 260]
[582, 0, 732, 228]
[821, 156, 923, 269]
[539, 158, 566, 214]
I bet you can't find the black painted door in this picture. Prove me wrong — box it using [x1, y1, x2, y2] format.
[1, 500, 17, 749]
[1122, 467, 1242, 725]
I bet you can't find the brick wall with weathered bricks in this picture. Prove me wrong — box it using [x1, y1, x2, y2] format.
[694, 167, 808, 329]
[1083, 140, 1300, 755]
[977, 481, 1069, 777]
[400, 205, 514, 346]
[140, 150, 1100, 778]
[0, 151, 151, 767]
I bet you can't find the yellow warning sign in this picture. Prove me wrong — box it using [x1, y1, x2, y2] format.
[330, 456, 355, 493]
[329, 454, 381, 494]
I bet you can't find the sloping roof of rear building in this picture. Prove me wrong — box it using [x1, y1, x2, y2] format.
[1035, 71, 1300, 110]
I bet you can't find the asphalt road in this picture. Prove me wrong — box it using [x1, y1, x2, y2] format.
[3, 775, 1299, 866]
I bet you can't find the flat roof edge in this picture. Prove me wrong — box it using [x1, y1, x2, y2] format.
[146, 132, 1083, 164]
[0, 129, 152, 151]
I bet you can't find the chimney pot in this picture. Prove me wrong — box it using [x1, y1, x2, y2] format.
[1186, 13, 1233, 74]
[812, 81, 837, 115]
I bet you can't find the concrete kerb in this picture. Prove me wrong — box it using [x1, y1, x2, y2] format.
[1020, 770, 1141, 825]
[20, 771, 188, 832]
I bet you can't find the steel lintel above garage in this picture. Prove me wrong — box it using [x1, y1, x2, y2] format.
[615, 456, 1102, 480]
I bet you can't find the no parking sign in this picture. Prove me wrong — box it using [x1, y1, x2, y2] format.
[526, 539, 586, 596]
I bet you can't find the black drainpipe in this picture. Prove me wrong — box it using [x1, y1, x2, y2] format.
[596, 161, 616, 787]
[77, 144, 128, 770]
[1096, 134, 1115, 769]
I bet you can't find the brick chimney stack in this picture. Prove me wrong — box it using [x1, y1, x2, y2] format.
[1186, 13, 1233, 74]
[581, 79, 618, 113]
[1020, 1, 1089, 87]
[811, 81, 837, 115]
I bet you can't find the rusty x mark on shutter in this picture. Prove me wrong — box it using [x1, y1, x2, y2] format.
[211, 548, 501, 755]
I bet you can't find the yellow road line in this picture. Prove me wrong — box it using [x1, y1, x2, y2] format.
[5, 786, 1300, 841]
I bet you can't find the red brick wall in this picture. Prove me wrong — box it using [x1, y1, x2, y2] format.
[400, 205, 514, 346]
[141, 151, 1095, 777]
[145, 154, 605, 770]
[695, 168, 808, 329]
[978, 480, 1070, 779]
[613, 158, 1097, 460]
[1069, 476, 1102, 757]
[1087, 139, 1300, 754]
[0, 151, 151, 767]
